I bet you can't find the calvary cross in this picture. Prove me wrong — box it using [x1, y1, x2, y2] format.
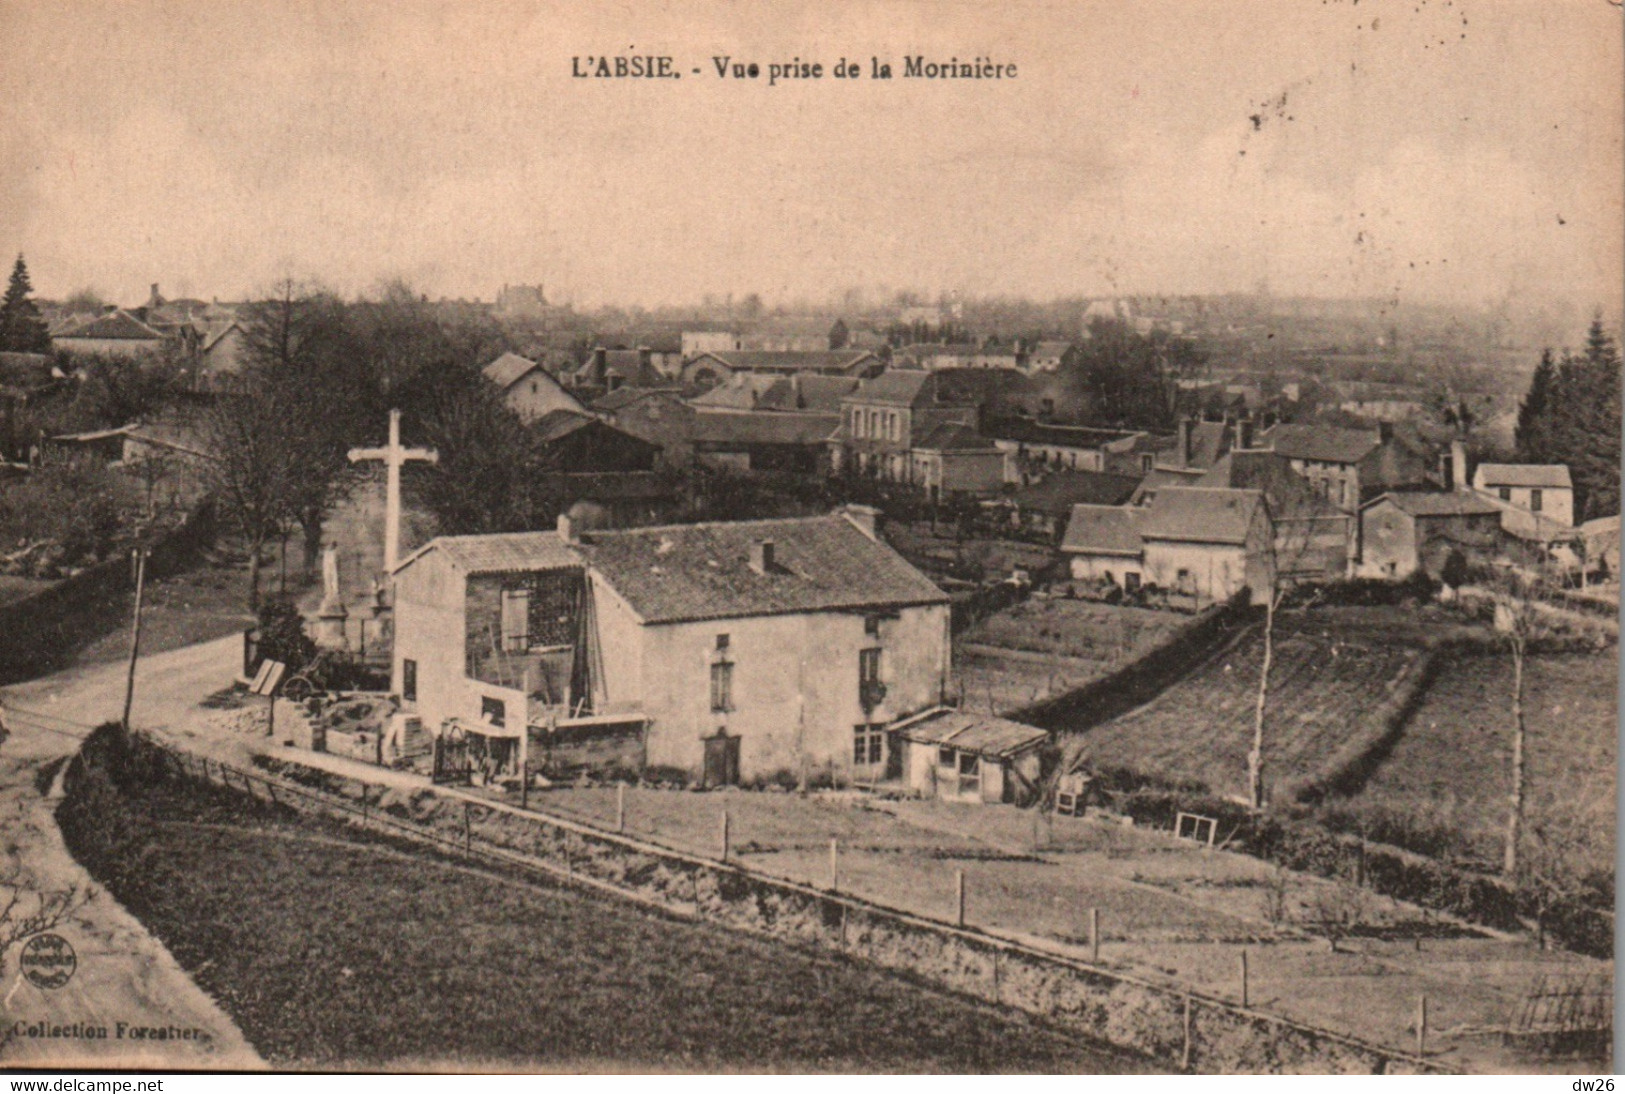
[348, 408, 438, 575]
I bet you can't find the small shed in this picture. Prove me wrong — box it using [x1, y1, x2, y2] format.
[893, 708, 1048, 805]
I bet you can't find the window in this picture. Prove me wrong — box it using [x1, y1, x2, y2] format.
[859, 647, 881, 686]
[1141, 454, 1154, 472]
[1124, 571, 1141, 592]
[715, 633, 730, 651]
[481, 695, 506, 728]
[938, 746, 956, 768]
[710, 661, 733, 712]
[864, 615, 881, 637]
[500, 588, 531, 651]
[853, 724, 885, 766]
[957, 750, 981, 795]
[402, 659, 417, 702]
[1499, 486, 1512, 502]
[1530, 488, 1543, 512]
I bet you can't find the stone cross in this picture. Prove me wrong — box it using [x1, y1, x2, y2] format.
[348, 408, 437, 575]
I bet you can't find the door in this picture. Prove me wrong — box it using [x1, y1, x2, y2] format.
[702, 730, 740, 788]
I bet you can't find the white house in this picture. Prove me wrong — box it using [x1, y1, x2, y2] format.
[1060, 487, 1269, 602]
[391, 507, 951, 785]
[1471, 463, 1575, 541]
[483, 352, 588, 424]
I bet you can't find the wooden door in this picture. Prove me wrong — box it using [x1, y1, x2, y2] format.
[702, 730, 740, 788]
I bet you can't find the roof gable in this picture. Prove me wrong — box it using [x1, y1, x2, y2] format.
[1060, 505, 1143, 556]
[1138, 487, 1263, 545]
[1474, 463, 1572, 489]
[483, 351, 545, 389]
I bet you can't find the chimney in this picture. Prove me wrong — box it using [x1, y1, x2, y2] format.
[592, 345, 607, 377]
[1177, 418, 1193, 468]
[749, 539, 775, 575]
[1237, 417, 1254, 450]
[790, 372, 802, 407]
[1450, 438, 1469, 491]
[841, 504, 881, 540]
[556, 511, 577, 544]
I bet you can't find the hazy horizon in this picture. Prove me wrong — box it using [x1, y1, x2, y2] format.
[4, 1, 1620, 317]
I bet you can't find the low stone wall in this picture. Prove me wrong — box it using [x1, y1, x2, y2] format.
[124, 735, 1444, 1074]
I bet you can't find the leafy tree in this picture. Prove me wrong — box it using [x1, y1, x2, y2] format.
[409, 381, 563, 535]
[0, 256, 51, 354]
[66, 350, 184, 429]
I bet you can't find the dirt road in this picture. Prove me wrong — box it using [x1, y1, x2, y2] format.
[0, 635, 263, 1069]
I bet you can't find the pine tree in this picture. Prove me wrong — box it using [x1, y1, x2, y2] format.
[1515, 348, 1556, 462]
[0, 255, 52, 354]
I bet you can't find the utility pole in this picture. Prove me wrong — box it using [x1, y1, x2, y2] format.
[122, 547, 150, 732]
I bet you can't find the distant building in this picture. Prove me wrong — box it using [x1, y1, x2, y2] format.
[829, 370, 992, 496]
[1357, 491, 1504, 581]
[997, 469, 1144, 540]
[690, 411, 838, 474]
[391, 508, 950, 784]
[483, 352, 588, 423]
[52, 310, 169, 358]
[987, 418, 1149, 484]
[681, 350, 882, 390]
[1471, 463, 1575, 540]
[532, 410, 662, 472]
[1024, 341, 1071, 373]
[591, 387, 694, 466]
[1256, 422, 1433, 512]
[681, 330, 742, 357]
[1060, 486, 1270, 602]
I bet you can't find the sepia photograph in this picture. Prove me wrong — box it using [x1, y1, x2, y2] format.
[0, 0, 1620, 1079]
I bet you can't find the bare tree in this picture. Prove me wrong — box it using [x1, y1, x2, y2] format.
[1247, 483, 1346, 811]
[198, 383, 299, 610]
[1482, 556, 1552, 878]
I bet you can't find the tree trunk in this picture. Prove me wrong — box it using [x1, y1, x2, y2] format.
[1502, 638, 1526, 877]
[301, 514, 323, 575]
[246, 535, 264, 612]
[1248, 591, 1275, 811]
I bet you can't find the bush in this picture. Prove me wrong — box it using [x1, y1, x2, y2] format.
[255, 596, 315, 670]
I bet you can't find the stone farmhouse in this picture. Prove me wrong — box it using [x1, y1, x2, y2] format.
[1471, 462, 1575, 542]
[483, 352, 588, 423]
[391, 507, 951, 786]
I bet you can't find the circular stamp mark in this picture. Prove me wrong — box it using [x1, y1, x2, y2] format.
[19, 933, 76, 990]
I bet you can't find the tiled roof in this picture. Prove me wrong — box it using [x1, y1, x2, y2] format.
[690, 411, 841, 447]
[987, 417, 1140, 449]
[1013, 470, 1143, 513]
[591, 386, 682, 413]
[697, 350, 878, 374]
[894, 708, 1047, 757]
[912, 422, 999, 452]
[1060, 505, 1143, 556]
[534, 409, 598, 444]
[1474, 463, 1572, 489]
[1260, 423, 1379, 465]
[1138, 487, 1263, 545]
[1030, 341, 1071, 358]
[1373, 491, 1503, 517]
[580, 513, 947, 624]
[56, 310, 166, 341]
[483, 351, 542, 389]
[843, 369, 968, 409]
[396, 531, 582, 576]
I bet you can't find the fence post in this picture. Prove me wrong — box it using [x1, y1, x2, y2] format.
[1181, 994, 1193, 1071]
[955, 869, 966, 927]
[1416, 995, 1427, 1057]
[719, 810, 730, 861]
[1090, 907, 1100, 962]
[828, 838, 838, 892]
[362, 785, 370, 827]
[616, 783, 626, 834]
[464, 801, 472, 856]
[1240, 950, 1249, 1008]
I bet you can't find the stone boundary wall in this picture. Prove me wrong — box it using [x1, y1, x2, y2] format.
[129, 735, 1445, 1075]
[0, 500, 217, 684]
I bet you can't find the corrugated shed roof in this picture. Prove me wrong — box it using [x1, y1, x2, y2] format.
[1060, 505, 1143, 556]
[1475, 463, 1572, 489]
[1260, 423, 1379, 465]
[483, 351, 541, 389]
[397, 531, 583, 576]
[1138, 487, 1263, 545]
[580, 514, 947, 624]
[895, 709, 1047, 757]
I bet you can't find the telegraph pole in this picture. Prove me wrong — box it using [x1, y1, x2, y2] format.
[122, 547, 150, 732]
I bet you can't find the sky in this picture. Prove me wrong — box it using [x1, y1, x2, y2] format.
[2, 0, 1621, 313]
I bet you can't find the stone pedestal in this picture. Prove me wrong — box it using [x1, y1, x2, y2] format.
[313, 597, 349, 651]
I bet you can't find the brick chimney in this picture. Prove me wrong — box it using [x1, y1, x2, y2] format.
[556, 511, 578, 544]
[749, 539, 775, 575]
